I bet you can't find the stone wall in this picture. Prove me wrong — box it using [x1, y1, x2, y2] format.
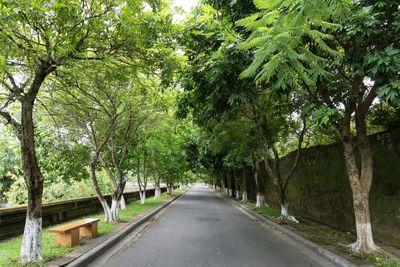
[242, 128, 400, 244]
[0, 187, 167, 240]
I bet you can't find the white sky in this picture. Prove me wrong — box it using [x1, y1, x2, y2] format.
[172, 0, 200, 21]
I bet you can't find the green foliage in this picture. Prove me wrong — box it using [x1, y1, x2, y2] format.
[0, 126, 20, 203]
[4, 174, 27, 205]
[239, 0, 400, 137]
[362, 254, 400, 267]
[368, 103, 400, 131]
[145, 105, 195, 185]
[0, 0, 191, 210]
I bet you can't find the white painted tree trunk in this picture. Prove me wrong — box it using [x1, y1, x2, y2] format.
[280, 203, 299, 223]
[110, 198, 120, 222]
[236, 190, 240, 200]
[242, 192, 248, 202]
[256, 193, 265, 207]
[119, 195, 126, 210]
[350, 223, 378, 252]
[140, 191, 146, 204]
[20, 217, 42, 264]
[224, 188, 228, 194]
[154, 187, 161, 199]
[100, 199, 113, 222]
[228, 189, 233, 197]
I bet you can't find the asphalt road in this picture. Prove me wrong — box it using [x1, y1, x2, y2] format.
[95, 185, 335, 267]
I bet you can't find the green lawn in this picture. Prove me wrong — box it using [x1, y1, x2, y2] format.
[245, 202, 281, 218]
[0, 189, 186, 267]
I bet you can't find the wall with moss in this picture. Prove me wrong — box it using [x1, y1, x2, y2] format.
[248, 129, 400, 244]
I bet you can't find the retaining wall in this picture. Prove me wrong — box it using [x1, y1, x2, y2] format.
[0, 187, 167, 240]
[239, 128, 400, 244]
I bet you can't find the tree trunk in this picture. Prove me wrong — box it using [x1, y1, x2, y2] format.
[343, 136, 378, 252]
[119, 196, 126, 210]
[279, 187, 298, 223]
[152, 159, 161, 199]
[154, 182, 161, 199]
[166, 178, 173, 195]
[89, 162, 113, 222]
[220, 177, 226, 193]
[110, 196, 119, 222]
[110, 178, 126, 222]
[233, 169, 240, 199]
[252, 153, 265, 207]
[100, 157, 127, 211]
[139, 191, 146, 204]
[242, 167, 248, 202]
[256, 193, 265, 207]
[227, 173, 233, 197]
[20, 99, 44, 264]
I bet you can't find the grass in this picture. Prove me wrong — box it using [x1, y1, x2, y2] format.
[0, 189, 186, 267]
[244, 202, 281, 218]
[362, 253, 400, 267]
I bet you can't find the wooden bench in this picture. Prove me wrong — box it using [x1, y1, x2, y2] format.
[48, 218, 99, 247]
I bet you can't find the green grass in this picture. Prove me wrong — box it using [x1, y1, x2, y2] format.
[245, 202, 281, 217]
[0, 189, 185, 267]
[360, 253, 400, 267]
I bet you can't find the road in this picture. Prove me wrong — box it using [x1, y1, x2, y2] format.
[93, 185, 336, 267]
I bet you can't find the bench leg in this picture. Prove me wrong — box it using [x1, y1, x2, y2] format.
[55, 229, 79, 247]
[79, 222, 98, 239]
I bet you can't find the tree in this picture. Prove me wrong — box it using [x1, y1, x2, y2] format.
[181, 5, 288, 206]
[0, 0, 128, 262]
[149, 107, 193, 194]
[261, 98, 308, 222]
[99, 108, 139, 215]
[52, 65, 127, 222]
[136, 147, 149, 204]
[239, 0, 400, 253]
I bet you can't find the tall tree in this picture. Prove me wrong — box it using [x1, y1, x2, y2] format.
[0, 0, 126, 262]
[51, 64, 126, 222]
[239, 0, 400, 253]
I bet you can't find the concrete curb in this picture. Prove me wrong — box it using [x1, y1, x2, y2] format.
[223, 196, 357, 267]
[65, 190, 188, 267]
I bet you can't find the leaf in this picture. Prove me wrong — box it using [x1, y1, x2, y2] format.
[253, 0, 282, 10]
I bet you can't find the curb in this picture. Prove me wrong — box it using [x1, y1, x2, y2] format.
[222, 196, 357, 267]
[65, 190, 188, 267]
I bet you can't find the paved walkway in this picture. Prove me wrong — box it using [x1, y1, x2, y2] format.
[93, 185, 335, 267]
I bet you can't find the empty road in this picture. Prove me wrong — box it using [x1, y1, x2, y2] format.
[93, 185, 336, 267]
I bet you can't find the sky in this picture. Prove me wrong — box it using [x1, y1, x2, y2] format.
[172, 0, 200, 21]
